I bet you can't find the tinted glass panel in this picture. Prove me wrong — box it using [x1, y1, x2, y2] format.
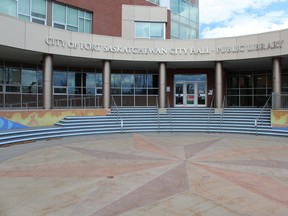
[22, 69, 37, 93]
[19, 0, 30, 15]
[67, 7, 78, 26]
[0, 0, 17, 16]
[32, 0, 46, 18]
[5, 68, 21, 84]
[53, 71, 67, 86]
[53, 3, 66, 23]
[135, 22, 149, 38]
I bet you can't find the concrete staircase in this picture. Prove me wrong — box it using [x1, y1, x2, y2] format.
[0, 107, 287, 145]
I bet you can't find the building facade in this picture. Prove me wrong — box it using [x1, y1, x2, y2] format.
[0, 1, 287, 110]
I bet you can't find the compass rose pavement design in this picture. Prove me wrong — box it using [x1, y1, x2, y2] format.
[0, 133, 288, 216]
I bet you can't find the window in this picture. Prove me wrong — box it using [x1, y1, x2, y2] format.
[0, 67, 4, 92]
[22, 69, 37, 93]
[282, 70, 288, 93]
[146, 0, 160, 5]
[53, 2, 92, 33]
[135, 22, 165, 39]
[226, 70, 272, 107]
[111, 70, 158, 106]
[1, 0, 92, 34]
[170, 0, 199, 39]
[53, 71, 67, 94]
[5, 67, 21, 93]
[0, 0, 17, 17]
[18, 0, 47, 25]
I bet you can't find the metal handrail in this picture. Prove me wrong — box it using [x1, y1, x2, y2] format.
[255, 95, 271, 136]
[220, 96, 226, 133]
[156, 96, 160, 133]
[0, 100, 41, 109]
[166, 95, 173, 133]
[111, 96, 123, 134]
[55, 96, 100, 108]
[207, 95, 214, 133]
[0, 96, 100, 109]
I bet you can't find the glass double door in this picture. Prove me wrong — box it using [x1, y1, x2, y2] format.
[175, 81, 206, 107]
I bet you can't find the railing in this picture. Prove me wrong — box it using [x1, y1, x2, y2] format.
[255, 95, 271, 136]
[0, 100, 42, 109]
[207, 95, 214, 133]
[111, 96, 123, 134]
[220, 96, 226, 133]
[54, 96, 100, 108]
[1, 96, 100, 109]
[166, 95, 173, 133]
[156, 96, 160, 133]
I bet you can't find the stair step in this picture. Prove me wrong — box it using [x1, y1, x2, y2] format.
[1, 107, 286, 146]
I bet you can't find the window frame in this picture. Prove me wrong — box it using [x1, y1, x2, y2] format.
[135, 21, 166, 39]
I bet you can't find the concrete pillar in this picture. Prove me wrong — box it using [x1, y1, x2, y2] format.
[272, 57, 282, 109]
[215, 61, 224, 109]
[159, 62, 166, 109]
[43, 54, 53, 110]
[272, 57, 282, 93]
[102, 60, 111, 108]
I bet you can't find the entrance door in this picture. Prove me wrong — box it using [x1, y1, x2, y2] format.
[175, 81, 206, 107]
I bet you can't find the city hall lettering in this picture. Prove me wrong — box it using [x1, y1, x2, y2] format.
[45, 37, 284, 56]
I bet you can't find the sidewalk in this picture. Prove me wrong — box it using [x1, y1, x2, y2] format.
[0, 133, 287, 216]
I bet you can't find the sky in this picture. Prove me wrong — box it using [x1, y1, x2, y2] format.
[199, 0, 288, 39]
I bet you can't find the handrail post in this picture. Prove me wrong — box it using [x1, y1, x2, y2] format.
[220, 96, 226, 133]
[207, 96, 214, 133]
[156, 96, 160, 133]
[111, 96, 123, 134]
[166, 95, 173, 133]
[255, 95, 271, 136]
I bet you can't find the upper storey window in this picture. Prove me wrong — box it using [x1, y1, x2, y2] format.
[135, 22, 165, 39]
[146, 0, 160, 5]
[0, 0, 47, 25]
[0, 0, 92, 34]
[53, 2, 92, 33]
[170, 0, 199, 39]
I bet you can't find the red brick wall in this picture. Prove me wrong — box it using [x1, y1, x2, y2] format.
[55, 0, 170, 38]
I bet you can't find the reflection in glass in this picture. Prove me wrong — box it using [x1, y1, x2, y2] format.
[111, 74, 121, 88]
[135, 22, 149, 38]
[0, 68, 4, 84]
[135, 74, 146, 88]
[186, 83, 194, 94]
[5, 68, 21, 84]
[53, 71, 67, 86]
[22, 69, 37, 93]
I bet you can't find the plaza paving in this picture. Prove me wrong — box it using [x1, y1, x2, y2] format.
[0, 133, 288, 216]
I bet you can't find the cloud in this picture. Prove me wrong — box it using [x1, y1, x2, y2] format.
[199, 0, 288, 38]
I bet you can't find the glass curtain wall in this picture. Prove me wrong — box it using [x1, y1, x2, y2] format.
[53, 67, 102, 108]
[0, 0, 47, 24]
[170, 0, 199, 39]
[283, 70, 288, 93]
[0, 0, 92, 33]
[0, 60, 43, 108]
[111, 70, 158, 107]
[226, 70, 272, 107]
[52, 2, 92, 33]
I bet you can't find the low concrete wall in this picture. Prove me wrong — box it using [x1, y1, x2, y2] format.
[0, 109, 107, 128]
[271, 110, 288, 128]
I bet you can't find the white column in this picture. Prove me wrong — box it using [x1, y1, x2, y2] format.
[159, 62, 166, 109]
[102, 60, 111, 108]
[272, 57, 282, 93]
[215, 61, 224, 109]
[272, 57, 282, 109]
[43, 54, 53, 110]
